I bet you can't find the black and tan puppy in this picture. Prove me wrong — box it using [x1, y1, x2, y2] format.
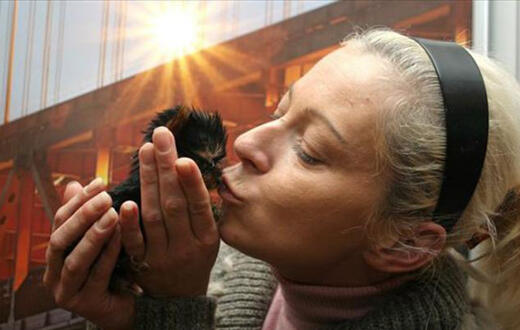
[108, 104, 227, 289]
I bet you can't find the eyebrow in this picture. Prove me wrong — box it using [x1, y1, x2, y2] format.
[287, 84, 348, 146]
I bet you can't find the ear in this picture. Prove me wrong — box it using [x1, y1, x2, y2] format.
[166, 105, 190, 136]
[362, 222, 446, 273]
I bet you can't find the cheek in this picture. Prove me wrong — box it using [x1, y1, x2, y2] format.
[218, 162, 381, 262]
[260, 167, 353, 218]
[259, 168, 381, 244]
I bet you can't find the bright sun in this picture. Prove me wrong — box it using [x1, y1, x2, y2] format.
[150, 6, 198, 59]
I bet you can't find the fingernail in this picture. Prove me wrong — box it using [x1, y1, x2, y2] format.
[133, 204, 139, 218]
[93, 191, 111, 210]
[154, 127, 171, 152]
[97, 208, 116, 229]
[176, 158, 193, 177]
[122, 202, 134, 216]
[141, 143, 155, 164]
[85, 177, 103, 193]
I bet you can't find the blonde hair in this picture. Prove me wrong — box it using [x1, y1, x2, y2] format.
[341, 28, 520, 329]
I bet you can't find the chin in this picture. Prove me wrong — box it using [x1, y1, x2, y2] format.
[217, 212, 241, 246]
[217, 214, 262, 259]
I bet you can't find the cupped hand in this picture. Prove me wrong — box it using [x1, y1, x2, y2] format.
[119, 126, 220, 298]
[43, 179, 135, 330]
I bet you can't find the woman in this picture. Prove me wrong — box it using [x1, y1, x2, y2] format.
[43, 28, 520, 329]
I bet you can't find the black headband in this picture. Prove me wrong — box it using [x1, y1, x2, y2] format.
[412, 37, 489, 233]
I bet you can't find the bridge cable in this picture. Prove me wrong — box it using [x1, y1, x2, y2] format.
[297, 0, 304, 15]
[3, 0, 17, 124]
[198, 0, 207, 49]
[118, 0, 127, 80]
[54, 1, 66, 104]
[22, 1, 36, 117]
[0, 1, 7, 122]
[112, 1, 121, 82]
[231, 1, 239, 37]
[283, 0, 291, 19]
[265, 1, 273, 26]
[40, 1, 53, 109]
[97, 0, 110, 87]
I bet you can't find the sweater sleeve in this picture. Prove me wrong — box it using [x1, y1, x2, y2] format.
[85, 242, 246, 330]
[134, 295, 216, 330]
[85, 295, 216, 330]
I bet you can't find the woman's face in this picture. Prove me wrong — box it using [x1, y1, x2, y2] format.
[218, 44, 389, 273]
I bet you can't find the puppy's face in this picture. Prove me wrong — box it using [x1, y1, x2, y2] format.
[140, 105, 228, 190]
[166, 109, 227, 189]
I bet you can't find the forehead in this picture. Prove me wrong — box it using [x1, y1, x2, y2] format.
[292, 45, 389, 169]
[301, 44, 388, 102]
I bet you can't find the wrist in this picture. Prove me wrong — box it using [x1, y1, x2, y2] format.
[141, 278, 209, 299]
[101, 295, 136, 330]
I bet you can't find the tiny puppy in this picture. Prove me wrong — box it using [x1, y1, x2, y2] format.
[108, 104, 227, 290]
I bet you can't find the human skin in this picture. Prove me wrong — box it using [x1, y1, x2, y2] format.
[43, 42, 446, 329]
[218, 43, 394, 286]
[219, 42, 444, 285]
[43, 130, 220, 329]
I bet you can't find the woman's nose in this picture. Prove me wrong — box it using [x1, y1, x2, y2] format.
[233, 123, 276, 173]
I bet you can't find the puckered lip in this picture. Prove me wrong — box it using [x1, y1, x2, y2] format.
[218, 175, 244, 203]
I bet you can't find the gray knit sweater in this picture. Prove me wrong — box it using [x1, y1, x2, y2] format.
[88, 242, 478, 330]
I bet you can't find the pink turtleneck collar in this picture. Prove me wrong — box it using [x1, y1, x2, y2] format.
[262, 268, 414, 330]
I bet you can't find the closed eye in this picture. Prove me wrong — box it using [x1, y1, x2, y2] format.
[293, 140, 322, 166]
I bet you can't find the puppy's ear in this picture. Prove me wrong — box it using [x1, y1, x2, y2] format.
[165, 105, 190, 136]
[363, 222, 446, 273]
[141, 105, 191, 143]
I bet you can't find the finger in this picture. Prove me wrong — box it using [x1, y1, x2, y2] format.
[152, 127, 192, 243]
[119, 201, 145, 261]
[139, 142, 167, 257]
[44, 180, 83, 290]
[55, 208, 117, 304]
[53, 177, 105, 231]
[44, 191, 112, 290]
[63, 181, 83, 204]
[176, 158, 218, 245]
[82, 223, 121, 293]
